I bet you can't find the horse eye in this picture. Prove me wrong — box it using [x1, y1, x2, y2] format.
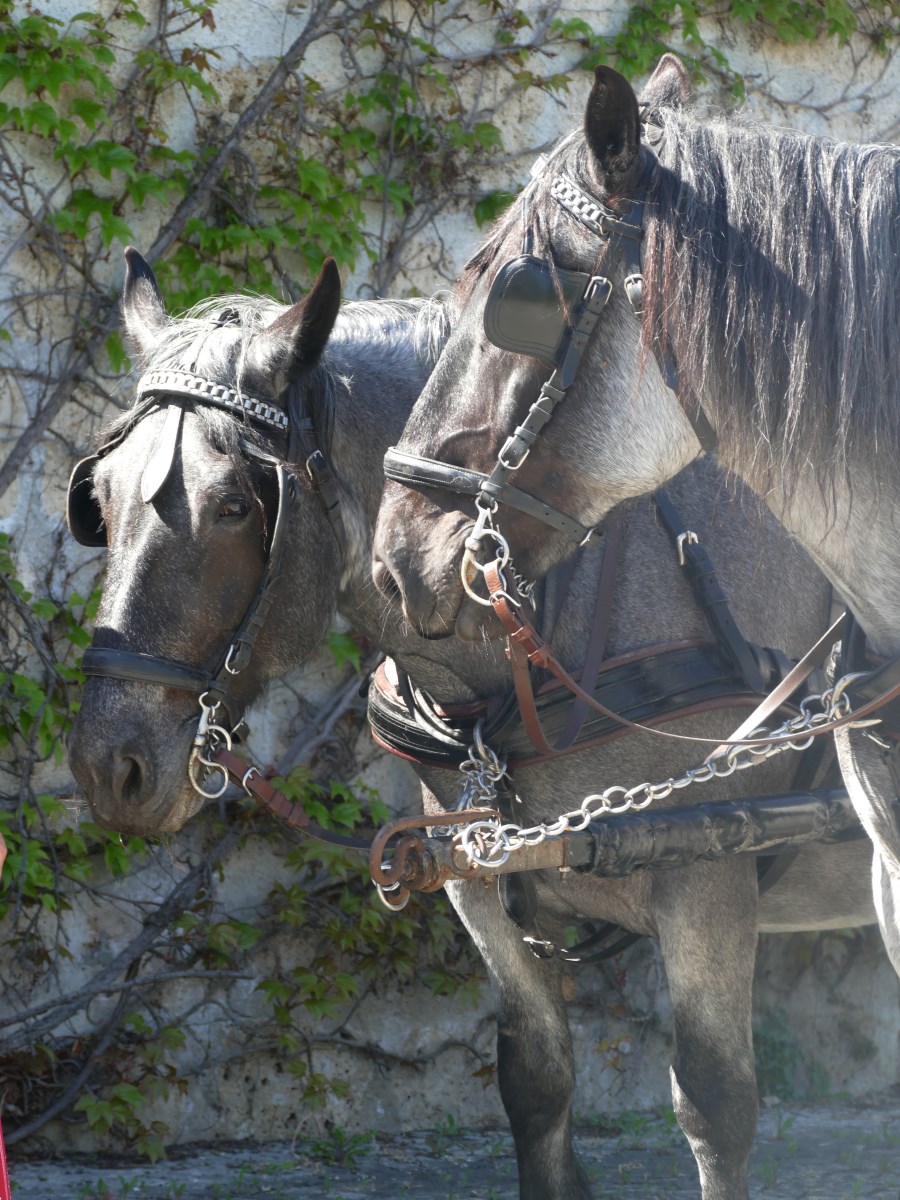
[218, 496, 251, 520]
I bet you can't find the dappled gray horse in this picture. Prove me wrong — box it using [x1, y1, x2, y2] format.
[67, 251, 873, 1200]
[372, 54, 900, 984]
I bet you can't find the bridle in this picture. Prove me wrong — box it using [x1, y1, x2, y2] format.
[67, 364, 345, 799]
[383, 142, 718, 605]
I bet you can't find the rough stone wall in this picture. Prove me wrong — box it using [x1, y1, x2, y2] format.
[1, 0, 898, 1152]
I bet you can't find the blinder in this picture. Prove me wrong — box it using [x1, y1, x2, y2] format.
[67, 455, 106, 547]
[483, 255, 595, 362]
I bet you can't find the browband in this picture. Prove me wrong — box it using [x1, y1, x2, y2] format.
[136, 369, 289, 433]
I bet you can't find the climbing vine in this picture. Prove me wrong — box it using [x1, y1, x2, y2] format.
[1, 0, 898, 1158]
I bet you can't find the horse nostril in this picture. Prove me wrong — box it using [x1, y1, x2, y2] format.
[112, 750, 148, 806]
[373, 558, 403, 608]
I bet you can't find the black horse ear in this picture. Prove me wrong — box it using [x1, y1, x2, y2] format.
[640, 53, 691, 117]
[121, 246, 167, 358]
[257, 258, 342, 395]
[584, 66, 641, 197]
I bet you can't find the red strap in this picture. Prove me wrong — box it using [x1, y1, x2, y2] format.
[213, 747, 373, 851]
[0, 1115, 10, 1200]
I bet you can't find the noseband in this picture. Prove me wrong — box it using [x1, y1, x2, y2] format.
[382, 142, 718, 599]
[67, 365, 344, 798]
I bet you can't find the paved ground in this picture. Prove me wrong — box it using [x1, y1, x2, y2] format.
[10, 1100, 900, 1199]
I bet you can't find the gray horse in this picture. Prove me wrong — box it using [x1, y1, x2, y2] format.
[68, 251, 873, 1200]
[372, 54, 900, 981]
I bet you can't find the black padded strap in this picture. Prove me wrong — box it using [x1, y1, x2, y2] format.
[652, 490, 765, 694]
[384, 447, 595, 544]
[82, 648, 211, 693]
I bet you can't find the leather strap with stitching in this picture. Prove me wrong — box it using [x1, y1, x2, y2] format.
[510, 516, 622, 756]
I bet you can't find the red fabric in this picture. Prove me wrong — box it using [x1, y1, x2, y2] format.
[0, 1115, 11, 1200]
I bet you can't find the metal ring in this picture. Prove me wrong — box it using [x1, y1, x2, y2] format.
[375, 882, 410, 911]
[189, 751, 230, 799]
[461, 548, 494, 606]
[463, 524, 510, 569]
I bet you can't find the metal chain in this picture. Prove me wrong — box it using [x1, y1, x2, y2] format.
[451, 720, 509, 819]
[455, 672, 877, 869]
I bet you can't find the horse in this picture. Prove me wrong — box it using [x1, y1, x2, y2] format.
[66, 248, 875, 1200]
[371, 53, 900, 980]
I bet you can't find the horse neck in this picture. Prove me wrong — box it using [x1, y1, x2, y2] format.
[318, 302, 442, 594]
[314, 305, 508, 699]
[749, 459, 900, 659]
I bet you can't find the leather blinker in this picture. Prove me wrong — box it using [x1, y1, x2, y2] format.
[483, 254, 594, 362]
[66, 455, 106, 547]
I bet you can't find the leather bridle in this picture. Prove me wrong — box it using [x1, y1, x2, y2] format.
[67, 366, 345, 797]
[382, 144, 717, 585]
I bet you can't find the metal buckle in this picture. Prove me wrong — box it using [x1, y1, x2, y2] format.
[676, 530, 698, 566]
[497, 434, 530, 472]
[583, 275, 613, 311]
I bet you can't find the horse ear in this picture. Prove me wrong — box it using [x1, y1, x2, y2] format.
[584, 66, 641, 197]
[640, 53, 691, 116]
[257, 258, 342, 394]
[121, 246, 167, 357]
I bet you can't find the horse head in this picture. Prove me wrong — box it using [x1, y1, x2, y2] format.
[68, 250, 344, 833]
[372, 55, 703, 635]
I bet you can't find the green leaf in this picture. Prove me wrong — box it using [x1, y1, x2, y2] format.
[327, 629, 361, 672]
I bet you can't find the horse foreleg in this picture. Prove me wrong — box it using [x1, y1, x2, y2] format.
[653, 860, 758, 1200]
[445, 877, 593, 1200]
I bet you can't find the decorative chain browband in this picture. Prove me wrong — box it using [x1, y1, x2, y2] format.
[136, 369, 289, 433]
[550, 177, 643, 244]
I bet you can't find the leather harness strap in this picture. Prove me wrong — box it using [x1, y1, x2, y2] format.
[485, 561, 867, 750]
[651, 491, 766, 693]
[214, 746, 375, 851]
[508, 516, 622, 757]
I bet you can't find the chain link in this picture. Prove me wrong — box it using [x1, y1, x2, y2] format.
[455, 672, 877, 869]
[450, 720, 509, 819]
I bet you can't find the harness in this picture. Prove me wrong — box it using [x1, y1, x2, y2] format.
[368, 483, 830, 958]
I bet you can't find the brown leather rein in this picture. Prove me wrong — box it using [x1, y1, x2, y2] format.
[483, 562, 893, 751]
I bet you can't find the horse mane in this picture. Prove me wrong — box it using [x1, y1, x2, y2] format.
[641, 107, 900, 486]
[470, 106, 900, 491]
